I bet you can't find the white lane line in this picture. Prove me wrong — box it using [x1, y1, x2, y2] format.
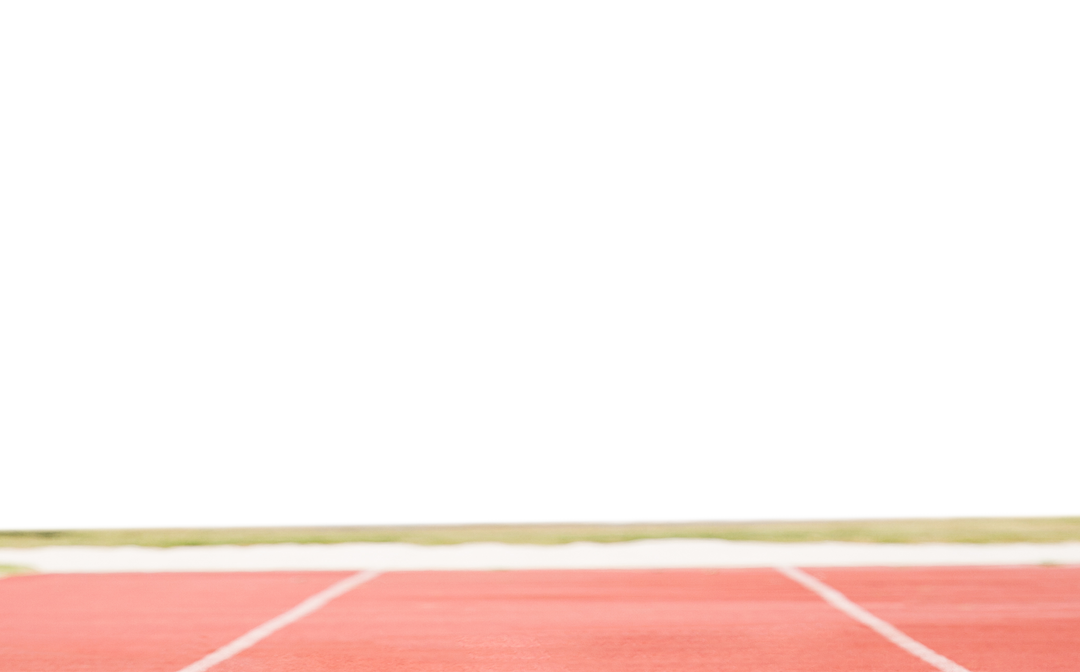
[176, 570, 381, 672]
[776, 566, 972, 672]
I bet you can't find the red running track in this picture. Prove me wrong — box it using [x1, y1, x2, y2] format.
[1, 566, 1078, 671]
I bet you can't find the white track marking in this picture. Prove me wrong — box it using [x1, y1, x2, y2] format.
[176, 570, 381, 672]
[6, 541, 1080, 572]
[776, 566, 973, 672]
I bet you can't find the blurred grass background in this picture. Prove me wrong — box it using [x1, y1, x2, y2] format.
[2, 518, 1079, 548]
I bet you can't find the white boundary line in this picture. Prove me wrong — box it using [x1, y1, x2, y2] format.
[776, 566, 972, 672]
[5, 540, 1080, 573]
[176, 569, 381, 672]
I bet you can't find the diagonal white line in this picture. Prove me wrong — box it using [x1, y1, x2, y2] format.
[776, 566, 973, 672]
[176, 570, 381, 672]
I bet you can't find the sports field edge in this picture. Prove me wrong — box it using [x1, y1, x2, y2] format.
[2, 516, 1080, 548]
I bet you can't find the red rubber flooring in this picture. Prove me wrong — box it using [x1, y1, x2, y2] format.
[807, 566, 1080, 672]
[1, 566, 1077, 672]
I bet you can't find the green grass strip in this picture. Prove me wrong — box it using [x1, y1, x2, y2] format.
[0, 516, 1075, 548]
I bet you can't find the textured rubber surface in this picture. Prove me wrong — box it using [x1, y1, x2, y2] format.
[1, 567, 1076, 671]
[808, 566, 1080, 672]
[0, 572, 353, 672]
[213, 569, 927, 672]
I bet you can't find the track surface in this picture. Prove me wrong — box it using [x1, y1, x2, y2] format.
[1, 566, 1077, 671]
